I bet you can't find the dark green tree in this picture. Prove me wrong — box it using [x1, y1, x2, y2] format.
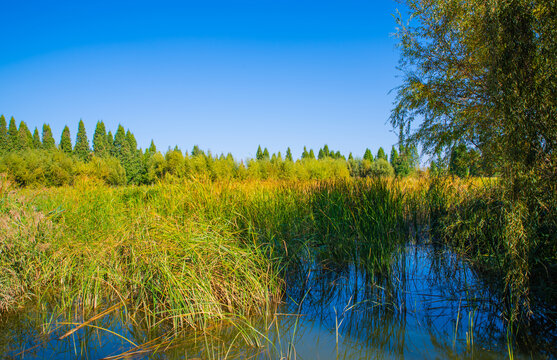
[308, 149, 315, 159]
[111, 125, 126, 159]
[348, 152, 354, 161]
[32, 128, 41, 149]
[8, 117, 19, 151]
[93, 121, 108, 157]
[262, 147, 270, 161]
[323, 144, 330, 158]
[0, 115, 7, 153]
[74, 120, 91, 161]
[377, 147, 387, 161]
[256, 145, 264, 160]
[318, 148, 324, 159]
[18, 121, 33, 150]
[106, 131, 114, 154]
[60, 126, 72, 154]
[301, 146, 309, 159]
[285, 147, 293, 161]
[148, 140, 157, 154]
[363, 148, 373, 162]
[42, 124, 56, 150]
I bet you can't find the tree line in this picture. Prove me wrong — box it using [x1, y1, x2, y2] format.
[0, 115, 480, 186]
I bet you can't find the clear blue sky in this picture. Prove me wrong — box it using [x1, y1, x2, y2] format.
[0, 0, 406, 160]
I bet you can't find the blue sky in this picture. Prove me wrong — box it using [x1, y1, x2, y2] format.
[0, 0, 406, 160]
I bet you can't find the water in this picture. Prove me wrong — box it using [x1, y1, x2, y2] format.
[1, 244, 555, 359]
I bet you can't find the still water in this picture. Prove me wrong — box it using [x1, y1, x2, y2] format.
[1, 244, 555, 359]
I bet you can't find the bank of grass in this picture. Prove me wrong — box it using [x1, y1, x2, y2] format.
[1, 173, 554, 343]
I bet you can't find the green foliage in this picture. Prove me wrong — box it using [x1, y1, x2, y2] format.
[18, 121, 33, 150]
[449, 144, 469, 178]
[0, 115, 7, 154]
[256, 145, 263, 160]
[92, 121, 108, 157]
[7, 117, 19, 151]
[377, 147, 387, 161]
[41, 124, 56, 150]
[262, 147, 270, 161]
[32, 128, 41, 149]
[308, 149, 315, 159]
[74, 120, 91, 161]
[59, 126, 72, 154]
[363, 148, 373, 162]
[285, 147, 293, 161]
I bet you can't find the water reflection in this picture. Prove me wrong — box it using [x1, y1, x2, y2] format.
[1, 244, 555, 359]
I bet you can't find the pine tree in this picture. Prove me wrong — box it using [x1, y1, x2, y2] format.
[42, 124, 56, 150]
[363, 148, 373, 162]
[32, 128, 41, 149]
[309, 149, 315, 159]
[60, 126, 72, 154]
[18, 121, 33, 150]
[148, 140, 157, 154]
[8, 117, 19, 150]
[277, 151, 282, 161]
[93, 121, 108, 157]
[256, 145, 263, 160]
[301, 146, 309, 159]
[112, 125, 126, 159]
[0, 115, 7, 153]
[348, 152, 354, 161]
[263, 147, 270, 161]
[318, 148, 324, 159]
[286, 147, 293, 161]
[74, 120, 91, 161]
[377, 147, 387, 161]
[323, 144, 330, 158]
[335, 151, 342, 159]
[106, 131, 114, 154]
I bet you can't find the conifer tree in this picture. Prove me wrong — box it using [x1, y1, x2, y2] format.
[191, 145, 203, 157]
[93, 121, 108, 157]
[256, 145, 263, 160]
[322, 144, 329, 158]
[106, 131, 114, 154]
[318, 148, 324, 159]
[286, 147, 293, 161]
[277, 151, 282, 161]
[42, 124, 56, 150]
[112, 125, 126, 159]
[363, 148, 373, 162]
[18, 121, 33, 150]
[148, 140, 157, 154]
[390, 146, 399, 173]
[348, 152, 354, 161]
[263, 147, 270, 161]
[0, 115, 7, 153]
[74, 120, 91, 161]
[32, 128, 41, 149]
[301, 146, 309, 159]
[335, 151, 342, 159]
[377, 147, 387, 161]
[309, 149, 315, 159]
[60, 126, 72, 154]
[8, 117, 19, 150]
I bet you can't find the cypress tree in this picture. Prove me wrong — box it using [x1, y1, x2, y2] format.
[148, 140, 157, 154]
[106, 131, 114, 154]
[256, 145, 263, 160]
[309, 149, 315, 159]
[93, 121, 108, 157]
[60, 126, 72, 154]
[301, 146, 309, 159]
[363, 148, 373, 162]
[32, 128, 41, 149]
[42, 124, 56, 150]
[318, 148, 324, 159]
[286, 147, 293, 161]
[323, 144, 330, 158]
[8, 117, 19, 150]
[263, 147, 270, 161]
[74, 119, 91, 161]
[112, 125, 126, 159]
[18, 121, 33, 150]
[377, 147, 387, 161]
[0, 115, 7, 153]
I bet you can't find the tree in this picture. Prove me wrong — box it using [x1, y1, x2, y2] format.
[377, 147, 387, 161]
[18, 121, 33, 150]
[285, 147, 293, 161]
[0, 115, 7, 153]
[106, 131, 114, 154]
[7, 117, 19, 151]
[74, 120, 91, 161]
[392, 0, 556, 186]
[323, 145, 330, 158]
[111, 125, 126, 159]
[93, 121, 108, 157]
[318, 149, 324, 160]
[363, 148, 373, 162]
[301, 146, 309, 159]
[308, 149, 315, 159]
[262, 147, 270, 161]
[32, 128, 41, 149]
[42, 124, 56, 150]
[348, 152, 353, 161]
[60, 126, 72, 154]
[256, 145, 263, 160]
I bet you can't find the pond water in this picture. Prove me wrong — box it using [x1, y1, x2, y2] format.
[1, 244, 555, 359]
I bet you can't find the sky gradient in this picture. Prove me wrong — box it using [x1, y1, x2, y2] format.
[1, 0, 406, 160]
